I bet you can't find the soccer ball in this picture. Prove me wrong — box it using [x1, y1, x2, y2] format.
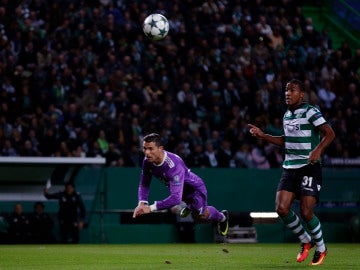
[142, 13, 169, 41]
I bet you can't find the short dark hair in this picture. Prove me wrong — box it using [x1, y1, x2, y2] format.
[34, 201, 44, 209]
[143, 133, 162, 147]
[65, 182, 75, 188]
[287, 79, 305, 92]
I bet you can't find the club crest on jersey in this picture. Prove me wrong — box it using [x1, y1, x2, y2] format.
[285, 120, 300, 132]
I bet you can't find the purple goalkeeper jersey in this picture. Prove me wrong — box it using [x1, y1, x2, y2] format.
[138, 151, 207, 210]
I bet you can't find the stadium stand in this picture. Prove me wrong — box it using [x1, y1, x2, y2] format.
[0, 0, 359, 244]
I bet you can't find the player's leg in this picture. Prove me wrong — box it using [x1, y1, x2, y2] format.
[186, 191, 224, 222]
[276, 169, 314, 262]
[300, 164, 327, 265]
[276, 190, 312, 241]
[187, 191, 229, 235]
[217, 209, 229, 236]
[276, 190, 313, 262]
[197, 206, 229, 236]
[301, 196, 327, 265]
[171, 201, 191, 217]
[179, 207, 192, 218]
[177, 202, 191, 218]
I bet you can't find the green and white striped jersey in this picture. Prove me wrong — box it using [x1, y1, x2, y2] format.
[283, 103, 326, 169]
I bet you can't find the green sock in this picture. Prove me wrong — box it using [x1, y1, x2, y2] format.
[281, 210, 311, 243]
[307, 215, 326, 252]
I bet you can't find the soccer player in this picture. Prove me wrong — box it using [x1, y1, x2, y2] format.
[248, 79, 335, 266]
[132, 133, 229, 236]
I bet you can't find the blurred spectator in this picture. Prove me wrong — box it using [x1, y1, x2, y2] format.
[104, 142, 122, 166]
[63, 103, 83, 130]
[87, 140, 104, 158]
[123, 144, 142, 167]
[10, 129, 23, 154]
[82, 103, 99, 127]
[2, 139, 17, 156]
[28, 202, 55, 244]
[208, 130, 222, 150]
[43, 183, 86, 244]
[38, 128, 58, 156]
[188, 144, 208, 168]
[317, 80, 337, 109]
[339, 41, 353, 60]
[216, 139, 235, 168]
[0, 0, 358, 164]
[73, 145, 86, 158]
[222, 81, 241, 113]
[0, 210, 9, 243]
[233, 143, 255, 168]
[21, 140, 40, 156]
[256, 15, 272, 37]
[97, 129, 109, 154]
[6, 203, 31, 244]
[264, 144, 284, 168]
[320, 60, 340, 84]
[251, 140, 271, 169]
[56, 141, 72, 157]
[319, 27, 333, 52]
[268, 26, 284, 51]
[0, 115, 13, 139]
[204, 141, 219, 168]
[98, 91, 116, 120]
[303, 78, 319, 106]
[177, 82, 198, 119]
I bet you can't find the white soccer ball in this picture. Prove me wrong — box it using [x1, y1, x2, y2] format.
[142, 13, 169, 41]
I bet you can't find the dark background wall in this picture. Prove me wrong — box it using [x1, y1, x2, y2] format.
[0, 166, 359, 243]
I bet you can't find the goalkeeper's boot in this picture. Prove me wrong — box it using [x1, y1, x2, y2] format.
[179, 207, 191, 218]
[217, 210, 229, 236]
[309, 247, 327, 266]
[296, 241, 315, 262]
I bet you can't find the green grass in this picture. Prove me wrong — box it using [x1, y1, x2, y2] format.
[0, 243, 359, 270]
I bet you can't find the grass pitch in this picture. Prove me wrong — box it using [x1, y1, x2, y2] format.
[0, 243, 359, 270]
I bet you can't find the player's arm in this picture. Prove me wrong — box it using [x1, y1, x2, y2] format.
[154, 174, 184, 211]
[248, 124, 285, 147]
[133, 171, 184, 218]
[133, 167, 152, 218]
[43, 189, 61, 199]
[137, 176, 151, 206]
[308, 123, 335, 164]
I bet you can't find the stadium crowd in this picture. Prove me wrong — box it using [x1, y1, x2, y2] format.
[0, 0, 359, 168]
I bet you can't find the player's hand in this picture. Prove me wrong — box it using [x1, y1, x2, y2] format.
[132, 205, 142, 218]
[248, 124, 264, 138]
[132, 205, 151, 218]
[308, 149, 321, 165]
